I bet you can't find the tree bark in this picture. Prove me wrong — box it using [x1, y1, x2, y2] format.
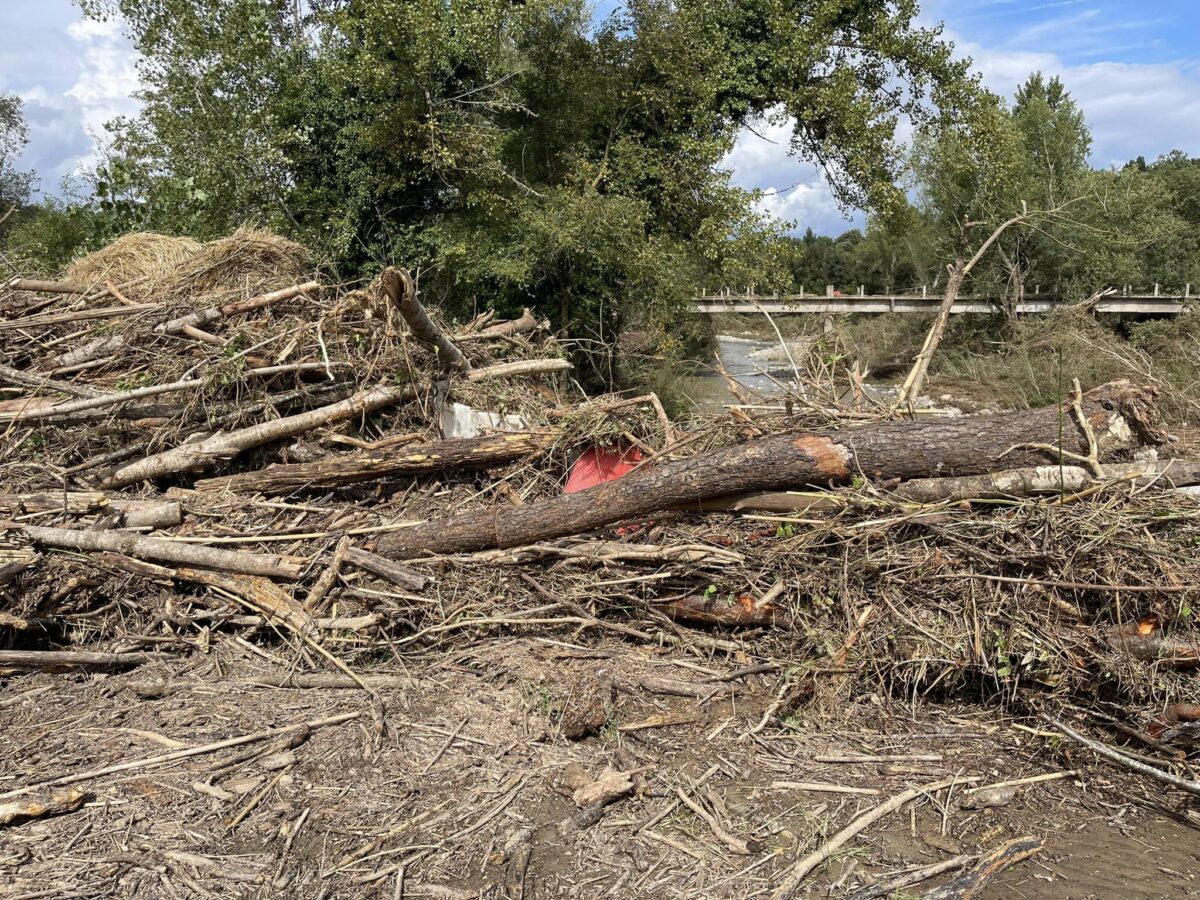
[342, 547, 428, 592]
[896, 211, 1030, 406]
[0, 362, 104, 399]
[0, 302, 158, 332]
[153, 281, 322, 335]
[0, 789, 88, 828]
[0, 650, 148, 672]
[195, 430, 551, 493]
[699, 459, 1200, 515]
[0, 491, 181, 529]
[6, 278, 91, 294]
[377, 381, 1162, 559]
[465, 358, 569, 381]
[382, 267, 469, 372]
[887, 458, 1200, 504]
[102, 383, 412, 487]
[16, 524, 303, 579]
[896, 257, 966, 406]
[455, 309, 542, 342]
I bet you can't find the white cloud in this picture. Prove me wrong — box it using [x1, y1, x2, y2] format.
[64, 17, 140, 172]
[951, 33, 1200, 167]
[721, 117, 862, 236]
[721, 15, 1200, 236]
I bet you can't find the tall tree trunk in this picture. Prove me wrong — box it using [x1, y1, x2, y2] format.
[377, 381, 1162, 559]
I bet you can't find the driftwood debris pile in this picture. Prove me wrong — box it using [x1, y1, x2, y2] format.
[2, 233, 1200, 894]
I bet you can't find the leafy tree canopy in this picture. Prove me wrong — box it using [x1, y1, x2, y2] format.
[75, 0, 987, 379]
[0, 92, 35, 216]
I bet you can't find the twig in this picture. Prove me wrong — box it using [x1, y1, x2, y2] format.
[0, 712, 361, 800]
[768, 776, 978, 899]
[964, 770, 1077, 794]
[771, 782, 879, 796]
[846, 854, 975, 900]
[675, 787, 762, 854]
[1042, 715, 1200, 797]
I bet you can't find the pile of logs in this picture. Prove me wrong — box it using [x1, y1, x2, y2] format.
[3, 260, 1200, 700]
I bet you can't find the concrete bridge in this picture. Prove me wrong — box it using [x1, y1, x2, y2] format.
[690, 286, 1190, 316]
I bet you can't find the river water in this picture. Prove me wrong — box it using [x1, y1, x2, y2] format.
[676, 334, 946, 414]
[675, 334, 806, 412]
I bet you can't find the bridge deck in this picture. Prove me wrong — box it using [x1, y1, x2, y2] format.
[690, 295, 1186, 315]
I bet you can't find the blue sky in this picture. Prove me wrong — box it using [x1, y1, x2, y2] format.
[3, 0, 1199, 233]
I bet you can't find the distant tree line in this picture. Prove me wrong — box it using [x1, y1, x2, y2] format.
[772, 74, 1200, 301]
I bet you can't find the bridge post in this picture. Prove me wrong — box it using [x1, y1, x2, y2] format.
[1154, 283, 1160, 297]
[825, 285, 834, 298]
[921, 285, 927, 298]
[1186, 284, 1191, 299]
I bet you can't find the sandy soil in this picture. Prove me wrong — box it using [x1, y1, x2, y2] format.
[2, 636, 1196, 899]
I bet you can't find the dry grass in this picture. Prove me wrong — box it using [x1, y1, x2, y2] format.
[64, 232, 202, 295]
[158, 227, 312, 304]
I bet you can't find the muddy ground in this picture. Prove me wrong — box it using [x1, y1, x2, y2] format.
[2, 635, 1197, 899]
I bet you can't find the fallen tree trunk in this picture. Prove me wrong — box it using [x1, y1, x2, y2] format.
[102, 383, 411, 487]
[888, 458, 1200, 504]
[378, 381, 1162, 559]
[0, 650, 148, 672]
[0, 491, 181, 529]
[705, 459, 1200, 514]
[383, 267, 468, 373]
[13, 524, 303, 579]
[195, 431, 551, 493]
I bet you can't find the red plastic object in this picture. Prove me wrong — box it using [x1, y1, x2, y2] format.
[564, 446, 646, 494]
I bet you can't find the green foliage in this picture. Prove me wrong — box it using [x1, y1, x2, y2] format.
[3, 201, 102, 274]
[777, 72, 1195, 306]
[71, 0, 986, 385]
[0, 92, 35, 214]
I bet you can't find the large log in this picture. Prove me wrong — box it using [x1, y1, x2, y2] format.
[102, 383, 412, 488]
[378, 381, 1162, 559]
[195, 431, 551, 493]
[704, 459, 1200, 514]
[14, 524, 303, 579]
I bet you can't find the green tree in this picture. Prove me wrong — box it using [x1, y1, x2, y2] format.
[912, 72, 1179, 304]
[78, 0, 987, 379]
[0, 92, 36, 234]
[1138, 151, 1200, 289]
